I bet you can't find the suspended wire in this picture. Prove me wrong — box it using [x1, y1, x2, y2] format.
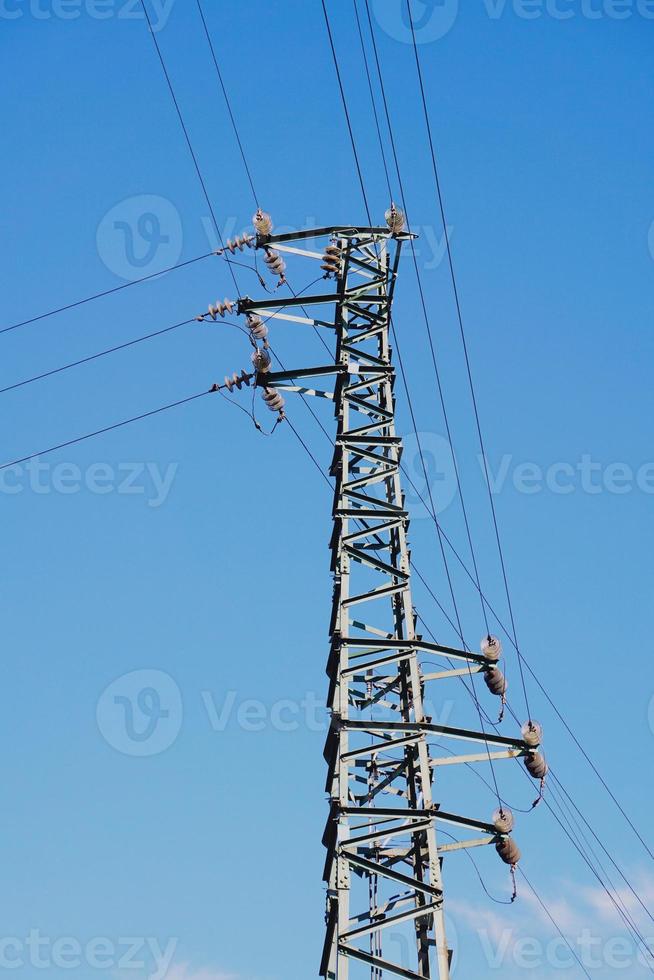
[431, 609, 654, 960]
[282, 385, 503, 807]
[546, 782, 648, 943]
[530, 666, 654, 864]
[493, 689, 654, 965]
[426, 737, 537, 814]
[320, 0, 373, 225]
[310, 5, 507, 806]
[352, 0, 393, 203]
[485, 687, 654, 950]
[194, 0, 259, 209]
[138, 0, 238, 294]
[549, 773, 654, 928]
[0, 277, 329, 401]
[268, 371, 654, 960]
[518, 867, 593, 979]
[542, 789, 654, 968]
[285, 416, 331, 487]
[327, 0, 470, 651]
[0, 318, 197, 396]
[404, 0, 531, 716]
[140, 0, 334, 468]
[437, 829, 515, 906]
[274, 291, 654, 962]
[135, 1, 652, 940]
[282, 254, 654, 925]
[363, 0, 491, 643]
[16, 19, 548, 948]
[217, 387, 282, 437]
[398, 424, 654, 864]
[0, 390, 213, 472]
[0, 252, 214, 337]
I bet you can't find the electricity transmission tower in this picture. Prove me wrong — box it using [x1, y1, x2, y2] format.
[215, 212, 545, 979]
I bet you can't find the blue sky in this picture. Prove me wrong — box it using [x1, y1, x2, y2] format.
[2, 1, 654, 978]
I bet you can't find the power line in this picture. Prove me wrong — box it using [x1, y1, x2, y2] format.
[260, 346, 654, 966]
[0, 252, 214, 337]
[0, 389, 214, 472]
[491, 693, 654, 965]
[550, 772, 654, 928]
[542, 790, 654, 968]
[151, 0, 652, 947]
[0, 318, 196, 396]
[363, 0, 493, 645]
[392, 339, 654, 867]
[320, 0, 373, 225]
[138, 0, 238, 294]
[319, 2, 652, 875]
[352, 0, 393, 203]
[304, 11, 509, 807]
[404, 0, 531, 716]
[0, 273, 327, 400]
[285, 391, 654, 953]
[194, 0, 259, 209]
[519, 867, 592, 979]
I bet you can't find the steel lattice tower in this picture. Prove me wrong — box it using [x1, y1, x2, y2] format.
[216, 217, 543, 980]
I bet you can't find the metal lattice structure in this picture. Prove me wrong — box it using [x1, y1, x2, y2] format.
[221, 219, 543, 980]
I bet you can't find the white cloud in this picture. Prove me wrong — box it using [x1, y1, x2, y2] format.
[448, 868, 654, 978]
[163, 968, 238, 980]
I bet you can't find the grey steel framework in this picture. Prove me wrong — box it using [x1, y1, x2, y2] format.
[233, 222, 539, 980]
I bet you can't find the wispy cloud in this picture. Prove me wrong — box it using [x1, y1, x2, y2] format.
[448, 868, 654, 978]
[163, 968, 239, 980]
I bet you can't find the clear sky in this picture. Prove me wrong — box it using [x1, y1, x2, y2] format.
[2, 2, 654, 978]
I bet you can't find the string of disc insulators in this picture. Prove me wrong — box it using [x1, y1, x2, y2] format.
[246, 211, 284, 414]
[482, 634, 548, 785]
[197, 209, 285, 419]
[246, 311, 283, 417]
[217, 233, 255, 255]
[253, 208, 286, 284]
[321, 243, 342, 278]
[472, 633, 549, 887]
